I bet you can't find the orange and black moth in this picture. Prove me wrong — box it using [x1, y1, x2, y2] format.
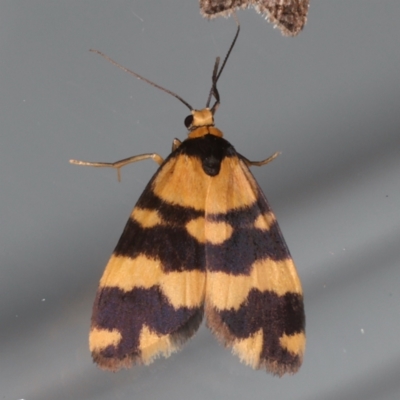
[70, 25, 305, 376]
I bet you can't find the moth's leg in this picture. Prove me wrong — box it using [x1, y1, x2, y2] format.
[242, 151, 280, 167]
[70, 153, 164, 181]
[172, 138, 182, 152]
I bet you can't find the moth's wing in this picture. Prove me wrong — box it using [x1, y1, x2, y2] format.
[199, 0, 253, 18]
[204, 155, 305, 376]
[89, 153, 208, 371]
[255, 0, 309, 36]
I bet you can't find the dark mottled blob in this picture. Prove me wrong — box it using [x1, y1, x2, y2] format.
[199, 0, 309, 37]
[114, 218, 206, 272]
[92, 286, 203, 362]
[200, 0, 250, 16]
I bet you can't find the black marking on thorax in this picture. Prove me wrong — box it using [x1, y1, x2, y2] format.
[178, 134, 236, 176]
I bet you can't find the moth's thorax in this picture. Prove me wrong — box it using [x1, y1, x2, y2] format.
[188, 125, 224, 139]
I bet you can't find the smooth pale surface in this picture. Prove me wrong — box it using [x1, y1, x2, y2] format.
[1, 1, 400, 399]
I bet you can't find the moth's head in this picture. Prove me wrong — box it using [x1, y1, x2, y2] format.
[186, 108, 223, 139]
[184, 108, 214, 131]
[182, 23, 239, 136]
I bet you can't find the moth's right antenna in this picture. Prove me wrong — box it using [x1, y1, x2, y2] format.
[206, 18, 240, 113]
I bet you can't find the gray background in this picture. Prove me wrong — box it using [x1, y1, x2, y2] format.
[1, 1, 400, 399]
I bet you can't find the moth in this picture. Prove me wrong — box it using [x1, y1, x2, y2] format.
[199, 0, 309, 36]
[70, 24, 305, 376]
